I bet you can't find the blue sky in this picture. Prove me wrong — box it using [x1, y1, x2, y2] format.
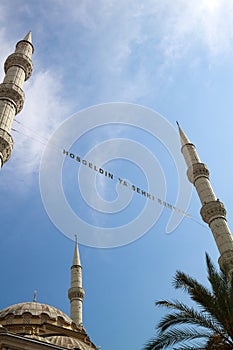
[1, 1, 233, 349]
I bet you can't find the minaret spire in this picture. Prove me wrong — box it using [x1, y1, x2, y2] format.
[68, 236, 85, 326]
[176, 121, 191, 146]
[0, 32, 34, 167]
[23, 31, 32, 43]
[178, 123, 233, 274]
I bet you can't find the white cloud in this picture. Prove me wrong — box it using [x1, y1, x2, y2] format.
[1, 0, 233, 187]
[80, 1, 233, 59]
[0, 67, 72, 192]
[157, 0, 233, 62]
[12, 69, 71, 174]
[44, 0, 233, 106]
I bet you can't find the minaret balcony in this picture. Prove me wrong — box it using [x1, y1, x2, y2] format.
[4, 53, 33, 80]
[68, 287, 85, 300]
[0, 83, 25, 113]
[218, 250, 233, 273]
[200, 200, 226, 224]
[0, 128, 13, 164]
[187, 162, 209, 184]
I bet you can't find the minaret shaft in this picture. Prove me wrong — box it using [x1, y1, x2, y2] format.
[194, 177, 216, 204]
[68, 241, 85, 326]
[0, 32, 33, 167]
[178, 125, 233, 273]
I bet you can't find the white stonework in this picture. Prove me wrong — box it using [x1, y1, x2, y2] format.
[0, 32, 33, 167]
[178, 124, 233, 274]
[68, 241, 85, 326]
[194, 177, 216, 204]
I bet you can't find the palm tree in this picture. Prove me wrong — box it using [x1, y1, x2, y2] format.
[144, 254, 233, 350]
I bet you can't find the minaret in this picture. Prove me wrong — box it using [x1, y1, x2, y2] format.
[177, 123, 233, 274]
[68, 237, 85, 326]
[0, 32, 34, 167]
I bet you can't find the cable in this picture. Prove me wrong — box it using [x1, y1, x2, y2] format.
[11, 124, 207, 229]
[14, 118, 51, 143]
[12, 120, 61, 151]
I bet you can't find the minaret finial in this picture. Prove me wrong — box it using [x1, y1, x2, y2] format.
[178, 125, 233, 275]
[68, 238, 85, 326]
[0, 32, 34, 167]
[23, 31, 32, 43]
[73, 235, 81, 266]
[176, 121, 191, 146]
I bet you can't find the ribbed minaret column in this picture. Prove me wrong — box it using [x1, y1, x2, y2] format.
[177, 123, 233, 274]
[68, 239, 85, 326]
[0, 32, 34, 167]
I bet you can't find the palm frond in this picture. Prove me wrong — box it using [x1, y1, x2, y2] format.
[144, 327, 211, 350]
[143, 253, 233, 350]
[155, 300, 224, 335]
[173, 255, 233, 337]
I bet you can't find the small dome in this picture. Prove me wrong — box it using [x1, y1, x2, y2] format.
[47, 335, 95, 350]
[0, 302, 72, 325]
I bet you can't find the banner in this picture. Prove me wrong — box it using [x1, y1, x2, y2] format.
[63, 149, 190, 218]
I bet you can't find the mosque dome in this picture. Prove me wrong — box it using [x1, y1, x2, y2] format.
[46, 335, 96, 350]
[0, 301, 73, 327]
[0, 302, 97, 350]
[0, 302, 73, 326]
